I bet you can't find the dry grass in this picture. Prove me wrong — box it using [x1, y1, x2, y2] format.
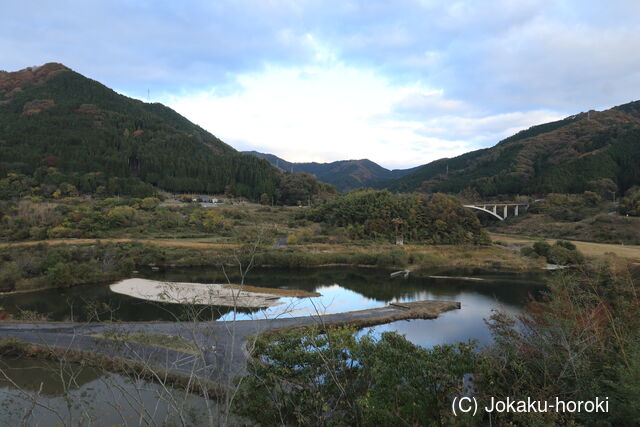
[92, 333, 201, 355]
[263, 300, 461, 336]
[0, 237, 545, 274]
[0, 238, 241, 249]
[490, 232, 640, 261]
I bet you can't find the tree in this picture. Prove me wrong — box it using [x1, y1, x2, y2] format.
[278, 172, 319, 206]
[234, 326, 477, 425]
[107, 206, 137, 227]
[619, 186, 640, 216]
[588, 178, 618, 199]
[0, 262, 21, 292]
[140, 197, 160, 210]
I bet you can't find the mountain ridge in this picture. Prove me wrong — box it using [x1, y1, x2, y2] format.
[386, 101, 640, 196]
[242, 151, 418, 192]
[0, 62, 280, 199]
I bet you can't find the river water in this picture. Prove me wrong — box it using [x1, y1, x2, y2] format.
[0, 266, 547, 424]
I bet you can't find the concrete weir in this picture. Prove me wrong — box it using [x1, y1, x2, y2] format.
[0, 299, 461, 388]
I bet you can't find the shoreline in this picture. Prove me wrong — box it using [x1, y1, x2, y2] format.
[0, 240, 544, 296]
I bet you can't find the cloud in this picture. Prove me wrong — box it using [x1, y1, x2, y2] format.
[161, 55, 560, 168]
[3, 0, 640, 168]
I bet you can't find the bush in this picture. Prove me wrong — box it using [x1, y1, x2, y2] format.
[546, 246, 575, 265]
[235, 327, 477, 426]
[532, 240, 551, 258]
[520, 246, 536, 258]
[46, 262, 74, 287]
[526, 240, 583, 265]
[0, 262, 21, 292]
[107, 206, 138, 227]
[555, 240, 577, 251]
[47, 225, 77, 238]
[139, 197, 160, 210]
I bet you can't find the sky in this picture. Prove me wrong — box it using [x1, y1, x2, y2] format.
[2, 1, 640, 169]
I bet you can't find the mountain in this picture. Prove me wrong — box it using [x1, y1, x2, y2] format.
[387, 102, 640, 196]
[0, 63, 280, 198]
[243, 151, 417, 192]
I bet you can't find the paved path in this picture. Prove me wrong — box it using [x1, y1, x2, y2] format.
[0, 300, 460, 388]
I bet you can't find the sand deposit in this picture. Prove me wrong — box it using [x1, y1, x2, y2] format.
[110, 278, 284, 308]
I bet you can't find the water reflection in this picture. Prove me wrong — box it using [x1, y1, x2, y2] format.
[0, 358, 218, 425]
[0, 267, 546, 348]
[363, 291, 524, 349]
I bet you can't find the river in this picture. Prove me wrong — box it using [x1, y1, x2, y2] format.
[0, 266, 547, 424]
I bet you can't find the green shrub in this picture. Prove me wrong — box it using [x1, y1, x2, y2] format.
[532, 240, 551, 257]
[555, 240, 577, 251]
[0, 261, 21, 292]
[235, 327, 477, 426]
[46, 262, 74, 287]
[520, 246, 536, 258]
[139, 197, 160, 210]
[546, 246, 574, 265]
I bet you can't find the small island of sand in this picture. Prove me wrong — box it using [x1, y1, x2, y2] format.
[110, 278, 320, 308]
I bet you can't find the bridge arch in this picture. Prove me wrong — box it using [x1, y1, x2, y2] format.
[463, 205, 504, 221]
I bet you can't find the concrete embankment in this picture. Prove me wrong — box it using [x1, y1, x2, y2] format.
[0, 299, 460, 390]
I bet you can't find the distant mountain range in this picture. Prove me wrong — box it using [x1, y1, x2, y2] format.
[249, 100, 640, 196]
[242, 151, 419, 192]
[0, 63, 280, 198]
[2, 63, 638, 199]
[388, 101, 640, 196]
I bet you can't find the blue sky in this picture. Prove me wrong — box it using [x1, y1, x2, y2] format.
[3, 1, 640, 169]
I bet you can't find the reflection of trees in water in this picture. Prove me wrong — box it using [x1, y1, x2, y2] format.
[0, 357, 223, 425]
[0, 285, 261, 322]
[0, 358, 101, 396]
[1, 267, 547, 322]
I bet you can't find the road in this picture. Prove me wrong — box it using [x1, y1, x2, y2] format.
[0, 300, 460, 390]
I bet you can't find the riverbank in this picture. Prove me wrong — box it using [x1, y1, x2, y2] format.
[0, 299, 461, 392]
[0, 239, 543, 295]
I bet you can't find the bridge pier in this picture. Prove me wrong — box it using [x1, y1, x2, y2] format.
[463, 202, 529, 221]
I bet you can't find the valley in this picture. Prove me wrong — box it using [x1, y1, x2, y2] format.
[0, 61, 638, 425]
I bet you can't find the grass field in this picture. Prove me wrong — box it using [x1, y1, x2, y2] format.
[490, 232, 640, 261]
[0, 238, 241, 249]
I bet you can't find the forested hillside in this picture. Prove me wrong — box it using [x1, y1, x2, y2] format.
[307, 189, 487, 244]
[243, 151, 417, 192]
[387, 102, 640, 196]
[0, 63, 280, 199]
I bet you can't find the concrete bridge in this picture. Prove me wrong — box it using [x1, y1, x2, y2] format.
[463, 202, 529, 221]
